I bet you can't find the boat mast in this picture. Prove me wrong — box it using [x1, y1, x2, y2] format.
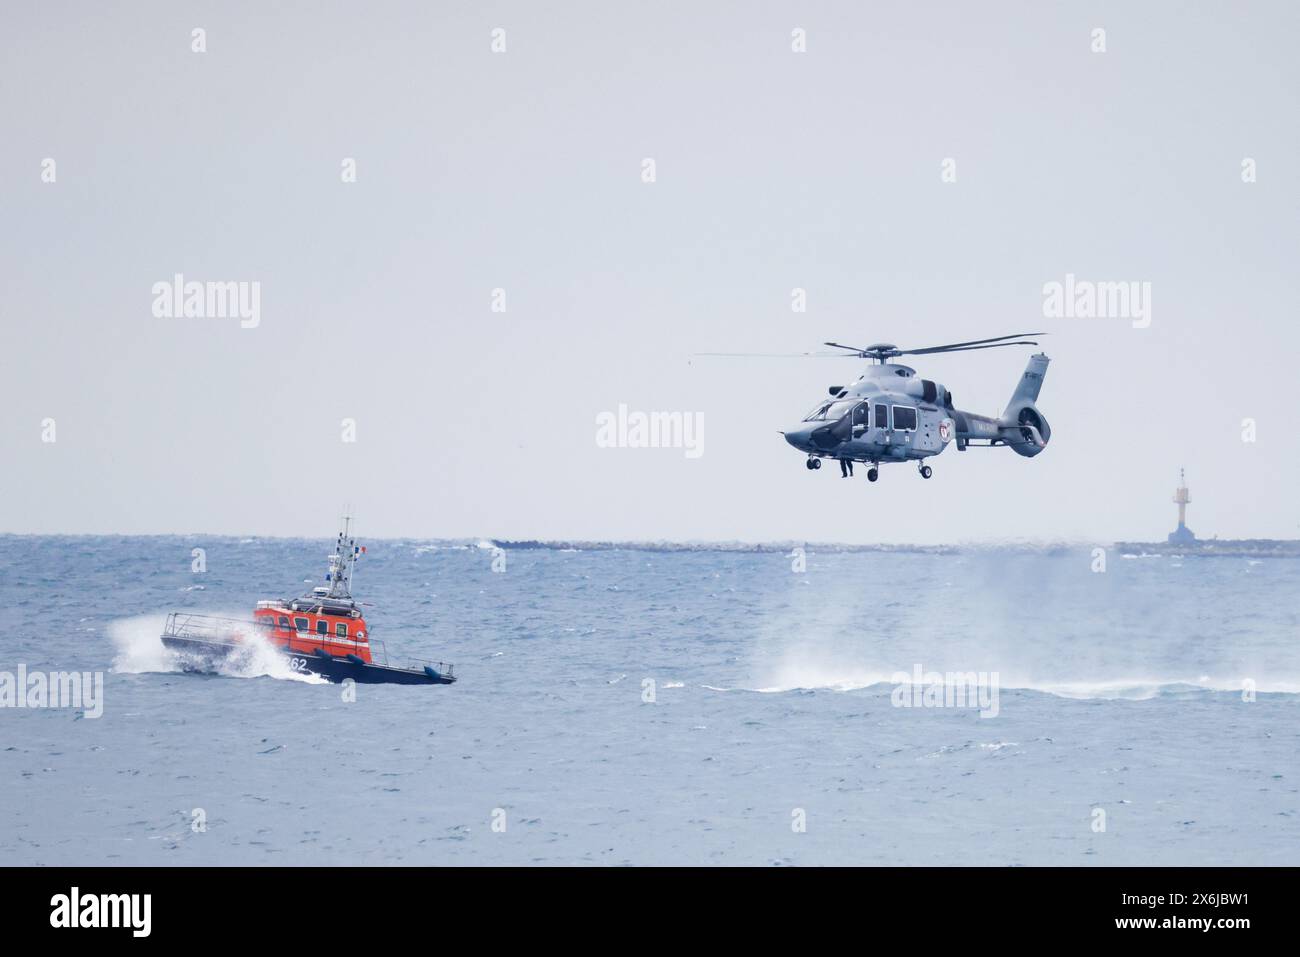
[325, 514, 361, 600]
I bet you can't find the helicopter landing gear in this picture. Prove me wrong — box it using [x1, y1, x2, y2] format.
[806, 457, 822, 470]
[919, 464, 933, 480]
[866, 467, 879, 483]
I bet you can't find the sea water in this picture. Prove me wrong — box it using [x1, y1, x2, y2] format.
[1, 535, 1296, 865]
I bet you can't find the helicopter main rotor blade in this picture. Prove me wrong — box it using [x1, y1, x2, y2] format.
[900, 333, 1045, 355]
[903, 340, 1041, 355]
[693, 351, 853, 358]
[697, 333, 1045, 361]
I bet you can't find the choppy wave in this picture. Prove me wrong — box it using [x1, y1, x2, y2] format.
[108, 614, 323, 683]
[742, 668, 1300, 699]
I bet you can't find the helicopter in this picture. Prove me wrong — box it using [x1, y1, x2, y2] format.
[704, 333, 1051, 483]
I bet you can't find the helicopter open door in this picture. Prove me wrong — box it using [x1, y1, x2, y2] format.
[850, 401, 870, 439]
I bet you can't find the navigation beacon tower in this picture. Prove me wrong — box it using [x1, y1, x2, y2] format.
[1168, 468, 1197, 545]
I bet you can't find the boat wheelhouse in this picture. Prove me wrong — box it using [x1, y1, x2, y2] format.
[253, 527, 374, 662]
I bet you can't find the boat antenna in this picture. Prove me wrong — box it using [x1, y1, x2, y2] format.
[347, 514, 360, 596]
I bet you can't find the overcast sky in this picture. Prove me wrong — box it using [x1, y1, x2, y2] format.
[2, 2, 1297, 544]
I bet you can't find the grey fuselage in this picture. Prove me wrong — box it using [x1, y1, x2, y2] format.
[783, 362, 1000, 464]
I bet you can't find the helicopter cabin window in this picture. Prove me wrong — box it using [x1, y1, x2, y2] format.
[803, 402, 832, 422]
[892, 405, 918, 431]
[278, 615, 291, 630]
[335, 622, 348, 639]
[315, 620, 329, 636]
[874, 404, 888, 429]
[293, 616, 309, 632]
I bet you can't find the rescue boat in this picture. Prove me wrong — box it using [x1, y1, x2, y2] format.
[160, 520, 455, 685]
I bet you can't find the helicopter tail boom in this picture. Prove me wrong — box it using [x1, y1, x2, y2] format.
[950, 354, 1051, 456]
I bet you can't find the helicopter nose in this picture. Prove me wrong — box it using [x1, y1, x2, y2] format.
[784, 427, 813, 451]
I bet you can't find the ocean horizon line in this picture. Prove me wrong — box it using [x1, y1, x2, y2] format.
[3, 531, 1298, 554]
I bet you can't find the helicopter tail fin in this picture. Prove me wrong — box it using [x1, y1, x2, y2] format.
[1004, 353, 1049, 414]
[998, 353, 1051, 457]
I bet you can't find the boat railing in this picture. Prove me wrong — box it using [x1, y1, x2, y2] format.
[405, 656, 456, 678]
[162, 612, 251, 644]
[367, 638, 455, 678]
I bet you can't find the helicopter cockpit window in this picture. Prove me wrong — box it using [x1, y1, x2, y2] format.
[803, 400, 855, 422]
[892, 406, 918, 431]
